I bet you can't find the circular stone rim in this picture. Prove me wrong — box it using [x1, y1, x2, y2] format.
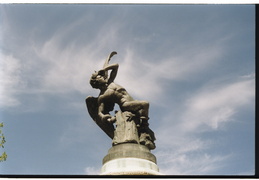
[101, 157, 162, 175]
[103, 143, 157, 164]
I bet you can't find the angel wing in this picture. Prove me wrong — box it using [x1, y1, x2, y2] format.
[85, 96, 115, 139]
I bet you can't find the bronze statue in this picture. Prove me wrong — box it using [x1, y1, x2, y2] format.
[86, 51, 156, 150]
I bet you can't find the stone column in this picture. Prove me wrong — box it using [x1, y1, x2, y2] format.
[100, 143, 162, 175]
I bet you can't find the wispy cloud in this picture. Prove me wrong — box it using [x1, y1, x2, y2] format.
[84, 166, 100, 175]
[0, 12, 123, 110]
[0, 4, 235, 110]
[155, 74, 255, 175]
[114, 37, 226, 103]
[158, 150, 232, 175]
[181, 76, 255, 132]
[0, 53, 24, 108]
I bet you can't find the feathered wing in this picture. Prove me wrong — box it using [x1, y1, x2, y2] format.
[85, 96, 114, 139]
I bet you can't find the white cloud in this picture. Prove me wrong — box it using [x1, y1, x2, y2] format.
[0, 13, 130, 110]
[114, 39, 225, 103]
[84, 166, 100, 175]
[0, 7, 232, 110]
[0, 53, 25, 108]
[158, 152, 232, 175]
[155, 131, 233, 175]
[148, 46, 223, 81]
[181, 77, 255, 132]
[31, 17, 124, 96]
[34, 36, 92, 94]
[155, 75, 255, 175]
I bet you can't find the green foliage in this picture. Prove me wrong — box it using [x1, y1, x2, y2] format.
[0, 152, 7, 162]
[0, 123, 7, 162]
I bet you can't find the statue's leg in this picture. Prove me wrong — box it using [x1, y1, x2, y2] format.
[121, 101, 149, 119]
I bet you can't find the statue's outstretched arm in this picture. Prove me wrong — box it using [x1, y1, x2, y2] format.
[98, 102, 106, 120]
[98, 102, 115, 122]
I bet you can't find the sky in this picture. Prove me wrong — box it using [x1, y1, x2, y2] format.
[0, 4, 255, 175]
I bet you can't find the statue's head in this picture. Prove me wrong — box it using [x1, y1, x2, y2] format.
[90, 70, 108, 89]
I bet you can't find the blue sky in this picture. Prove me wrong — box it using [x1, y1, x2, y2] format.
[0, 4, 255, 175]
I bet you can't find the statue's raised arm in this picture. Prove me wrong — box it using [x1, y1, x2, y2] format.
[101, 51, 118, 84]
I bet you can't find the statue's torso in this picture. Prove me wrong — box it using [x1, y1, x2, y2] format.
[99, 82, 134, 106]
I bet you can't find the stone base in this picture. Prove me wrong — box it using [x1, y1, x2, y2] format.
[101, 157, 162, 175]
[100, 143, 162, 175]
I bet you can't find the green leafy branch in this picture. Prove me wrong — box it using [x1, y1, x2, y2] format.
[0, 123, 7, 162]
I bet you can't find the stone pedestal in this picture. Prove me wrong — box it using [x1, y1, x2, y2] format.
[101, 143, 162, 175]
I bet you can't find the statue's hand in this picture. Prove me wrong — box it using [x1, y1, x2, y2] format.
[107, 116, 116, 123]
[102, 114, 116, 123]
